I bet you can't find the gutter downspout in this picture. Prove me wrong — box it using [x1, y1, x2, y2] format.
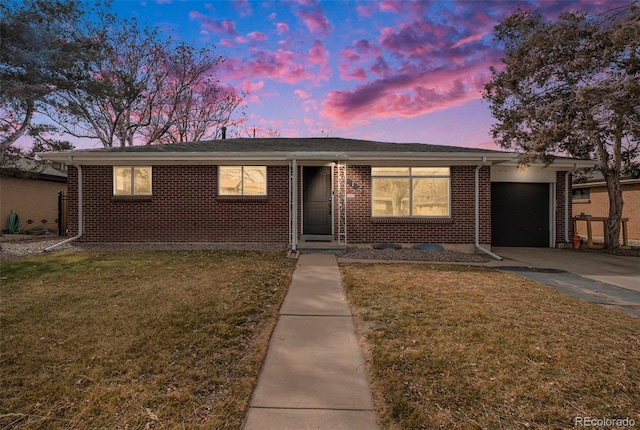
[475, 158, 503, 261]
[45, 163, 83, 252]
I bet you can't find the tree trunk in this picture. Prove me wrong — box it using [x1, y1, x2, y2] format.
[595, 118, 626, 250]
[603, 170, 624, 249]
[0, 99, 34, 165]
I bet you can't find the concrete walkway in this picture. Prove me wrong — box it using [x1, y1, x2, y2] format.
[242, 254, 379, 430]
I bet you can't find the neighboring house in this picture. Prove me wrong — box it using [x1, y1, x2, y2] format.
[39, 138, 596, 252]
[0, 158, 68, 233]
[573, 176, 640, 242]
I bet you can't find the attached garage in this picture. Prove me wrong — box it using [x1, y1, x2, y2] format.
[491, 182, 550, 247]
[489, 165, 569, 248]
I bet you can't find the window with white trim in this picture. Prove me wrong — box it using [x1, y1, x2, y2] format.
[113, 166, 152, 196]
[371, 167, 450, 217]
[218, 166, 267, 196]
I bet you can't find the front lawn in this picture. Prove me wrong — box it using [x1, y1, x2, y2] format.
[1, 250, 295, 429]
[341, 263, 640, 429]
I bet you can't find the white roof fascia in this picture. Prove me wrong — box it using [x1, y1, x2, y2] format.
[495, 159, 598, 170]
[38, 150, 596, 169]
[39, 151, 293, 165]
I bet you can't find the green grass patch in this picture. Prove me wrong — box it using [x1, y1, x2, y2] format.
[1, 250, 295, 429]
[341, 263, 640, 429]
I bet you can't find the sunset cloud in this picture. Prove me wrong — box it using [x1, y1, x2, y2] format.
[241, 80, 264, 94]
[276, 22, 289, 34]
[221, 48, 315, 85]
[231, 0, 252, 17]
[450, 32, 487, 50]
[323, 63, 494, 121]
[189, 11, 238, 37]
[247, 31, 267, 42]
[294, 3, 332, 36]
[173, 0, 627, 146]
[294, 89, 310, 99]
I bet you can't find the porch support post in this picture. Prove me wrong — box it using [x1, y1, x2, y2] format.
[290, 159, 298, 251]
[337, 160, 347, 245]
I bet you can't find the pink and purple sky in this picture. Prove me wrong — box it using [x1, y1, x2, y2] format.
[103, 0, 622, 150]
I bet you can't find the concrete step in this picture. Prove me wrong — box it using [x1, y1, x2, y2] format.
[299, 234, 334, 242]
[297, 240, 347, 251]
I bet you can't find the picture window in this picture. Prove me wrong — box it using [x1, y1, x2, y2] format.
[371, 167, 450, 217]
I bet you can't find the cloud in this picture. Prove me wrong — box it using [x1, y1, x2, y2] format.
[356, 4, 375, 17]
[221, 48, 315, 84]
[380, 22, 444, 60]
[247, 31, 267, 42]
[323, 62, 494, 121]
[231, 0, 252, 17]
[450, 32, 487, 50]
[294, 89, 311, 99]
[294, 3, 332, 36]
[242, 80, 264, 94]
[338, 39, 385, 81]
[276, 22, 290, 34]
[323, 1, 508, 124]
[189, 11, 238, 37]
[379, 1, 402, 14]
[339, 64, 367, 81]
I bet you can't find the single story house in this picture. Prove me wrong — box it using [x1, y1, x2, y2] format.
[573, 176, 640, 242]
[39, 138, 597, 255]
[0, 158, 67, 234]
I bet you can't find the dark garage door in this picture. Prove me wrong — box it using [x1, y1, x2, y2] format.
[491, 182, 550, 247]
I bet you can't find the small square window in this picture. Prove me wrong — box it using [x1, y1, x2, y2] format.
[114, 167, 152, 196]
[219, 166, 267, 196]
[572, 188, 590, 200]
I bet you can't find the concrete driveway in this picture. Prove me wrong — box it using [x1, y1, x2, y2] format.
[488, 247, 640, 317]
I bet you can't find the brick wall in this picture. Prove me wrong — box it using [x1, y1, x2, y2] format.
[337, 165, 491, 244]
[573, 182, 640, 241]
[67, 163, 577, 246]
[555, 171, 574, 244]
[67, 165, 289, 243]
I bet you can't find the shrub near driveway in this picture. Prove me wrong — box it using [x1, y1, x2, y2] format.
[0, 251, 296, 429]
[341, 263, 640, 430]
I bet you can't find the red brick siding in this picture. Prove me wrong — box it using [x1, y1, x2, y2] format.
[555, 171, 574, 244]
[336, 165, 491, 244]
[68, 165, 289, 242]
[69, 163, 578, 246]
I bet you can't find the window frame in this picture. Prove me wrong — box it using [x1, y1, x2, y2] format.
[113, 166, 152, 196]
[572, 187, 591, 201]
[218, 165, 268, 196]
[371, 167, 451, 218]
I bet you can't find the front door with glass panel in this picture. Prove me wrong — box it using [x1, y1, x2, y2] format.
[302, 166, 332, 235]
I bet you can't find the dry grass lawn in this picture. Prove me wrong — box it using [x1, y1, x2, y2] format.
[1, 250, 295, 429]
[341, 263, 640, 430]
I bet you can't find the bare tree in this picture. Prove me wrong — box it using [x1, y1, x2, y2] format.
[47, 16, 243, 147]
[147, 44, 244, 144]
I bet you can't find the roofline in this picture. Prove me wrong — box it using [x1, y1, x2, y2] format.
[573, 178, 640, 188]
[38, 150, 597, 169]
